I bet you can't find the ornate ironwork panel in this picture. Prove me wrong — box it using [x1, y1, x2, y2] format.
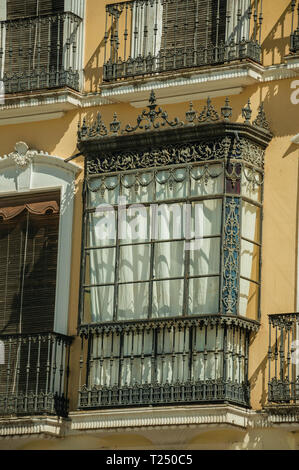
[0, 332, 72, 417]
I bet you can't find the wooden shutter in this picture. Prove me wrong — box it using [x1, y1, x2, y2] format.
[160, 0, 227, 56]
[0, 192, 60, 335]
[6, 0, 64, 20]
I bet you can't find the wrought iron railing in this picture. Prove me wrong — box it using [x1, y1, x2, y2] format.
[0, 12, 82, 94]
[0, 332, 72, 417]
[268, 313, 299, 404]
[291, 1, 299, 53]
[78, 316, 257, 409]
[103, 0, 263, 82]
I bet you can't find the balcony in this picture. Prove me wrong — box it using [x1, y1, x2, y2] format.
[268, 313, 299, 406]
[103, 0, 262, 83]
[0, 12, 82, 94]
[78, 316, 257, 410]
[0, 332, 72, 417]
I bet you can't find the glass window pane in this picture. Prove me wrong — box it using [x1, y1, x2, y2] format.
[154, 202, 185, 240]
[88, 176, 119, 207]
[240, 240, 260, 282]
[239, 279, 259, 320]
[152, 280, 184, 318]
[190, 238, 220, 276]
[156, 168, 188, 200]
[84, 286, 114, 323]
[86, 247, 115, 285]
[121, 171, 154, 203]
[190, 164, 224, 196]
[119, 205, 151, 243]
[241, 202, 260, 243]
[119, 244, 151, 282]
[188, 277, 219, 315]
[192, 199, 222, 237]
[88, 209, 116, 247]
[154, 241, 185, 279]
[118, 282, 149, 320]
[241, 168, 262, 202]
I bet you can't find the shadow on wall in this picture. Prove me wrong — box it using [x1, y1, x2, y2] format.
[262, 2, 294, 66]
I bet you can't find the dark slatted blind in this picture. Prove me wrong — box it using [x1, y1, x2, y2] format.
[160, 0, 227, 54]
[7, 0, 64, 20]
[0, 192, 60, 335]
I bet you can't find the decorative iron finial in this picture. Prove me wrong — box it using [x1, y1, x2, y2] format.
[198, 97, 219, 123]
[185, 102, 197, 124]
[253, 103, 270, 131]
[242, 99, 252, 124]
[110, 112, 121, 135]
[122, 90, 182, 133]
[221, 97, 232, 122]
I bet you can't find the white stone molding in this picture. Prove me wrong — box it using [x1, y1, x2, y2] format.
[0, 144, 82, 334]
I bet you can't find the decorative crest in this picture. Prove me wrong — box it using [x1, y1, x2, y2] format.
[242, 99, 252, 124]
[198, 97, 220, 123]
[253, 103, 270, 131]
[122, 90, 182, 133]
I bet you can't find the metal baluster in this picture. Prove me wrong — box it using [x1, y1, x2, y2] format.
[56, 15, 61, 86]
[45, 334, 51, 395]
[65, 340, 71, 408]
[133, 3, 138, 61]
[5, 338, 12, 407]
[35, 335, 41, 412]
[72, 18, 78, 77]
[59, 338, 66, 397]
[163, 0, 168, 71]
[268, 319, 272, 400]
[124, 3, 129, 62]
[118, 331, 124, 387]
[24, 336, 32, 412]
[237, 0, 242, 48]
[37, 17, 41, 89]
[140, 327, 145, 384]
[8, 22, 12, 92]
[203, 325, 208, 399]
[232, 325, 236, 383]
[190, 325, 196, 381]
[173, 0, 179, 69]
[154, 0, 159, 66]
[183, 0, 189, 67]
[279, 325, 284, 382]
[225, 7, 231, 60]
[287, 326, 291, 389]
[130, 330, 134, 386]
[215, 0, 220, 62]
[46, 18, 51, 87]
[161, 326, 165, 384]
[143, 0, 148, 60]
[292, 319, 296, 401]
[15, 336, 22, 399]
[0, 22, 3, 82]
[205, 0, 210, 64]
[238, 327, 242, 386]
[253, 0, 258, 42]
[259, 0, 263, 45]
[194, 0, 199, 66]
[274, 324, 278, 381]
[104, 7, 108, 69]
[171, 325, 176, 384]
[99, 331, 104, 386]
[88, 332, 94, 391]
[110, 331, 114, 387]
[51, 335, 58, 395]
[78, 334, 84, 393]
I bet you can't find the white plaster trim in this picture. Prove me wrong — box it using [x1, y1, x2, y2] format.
[0, 416, 67, 438]
[0, 146, 81, 334]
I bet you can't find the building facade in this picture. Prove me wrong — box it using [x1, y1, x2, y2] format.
[0, 0, 299, 450]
